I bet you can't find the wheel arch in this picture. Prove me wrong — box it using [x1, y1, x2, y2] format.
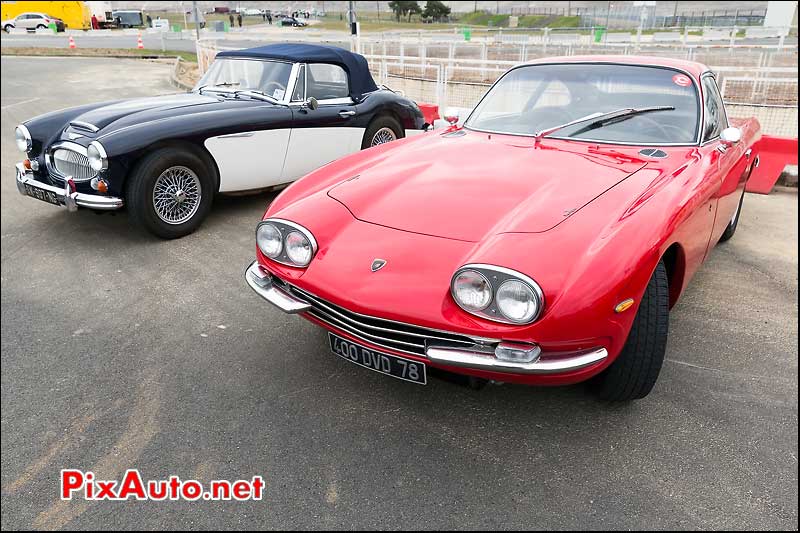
[661, 242, 686, 309]
[128, 139, 221, 193]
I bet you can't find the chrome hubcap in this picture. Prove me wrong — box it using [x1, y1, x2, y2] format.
[371, 127, 397, 147]
[153, 166, 201, 225]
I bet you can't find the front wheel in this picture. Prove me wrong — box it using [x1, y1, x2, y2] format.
[362, 116, 404, 149]
[126, 148, 214, 239]
[590, 261, 669, 401]
[3, 25, 13, 33]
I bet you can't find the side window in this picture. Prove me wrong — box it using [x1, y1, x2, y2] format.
[291, 64, 306, 102]
[701, 76, 727, 142]
[306, 64, 349, 101]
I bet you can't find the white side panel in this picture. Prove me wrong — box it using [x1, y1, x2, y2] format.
[282, 127, 365, 182]
[205, 129, 291, 192]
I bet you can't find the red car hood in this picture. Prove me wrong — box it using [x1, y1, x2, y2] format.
[328, 131, 647, 242]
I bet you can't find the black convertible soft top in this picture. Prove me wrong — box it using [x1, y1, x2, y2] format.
[216, 43, 379, 101]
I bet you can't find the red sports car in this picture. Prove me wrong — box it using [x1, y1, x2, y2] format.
[245, 56, 761, 401]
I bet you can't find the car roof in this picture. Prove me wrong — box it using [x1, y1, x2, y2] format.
[523, 55, 710, 79]
[216, 43, 379, 100]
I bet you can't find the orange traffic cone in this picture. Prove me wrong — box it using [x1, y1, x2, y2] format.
[136, 32, 144, 49]
[68, 35, 76, 49]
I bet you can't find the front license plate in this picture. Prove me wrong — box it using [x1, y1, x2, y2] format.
[24, 183, 60, 206]
[328, 333, 427, 385]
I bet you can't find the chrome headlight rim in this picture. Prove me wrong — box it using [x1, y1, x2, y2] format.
[87, 141, 108, 172]
[15, 124, 32, 153]
[450, 264, 544, 325]
[256, 218, 317, 268]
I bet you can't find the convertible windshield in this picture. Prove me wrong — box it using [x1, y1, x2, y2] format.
[465, 64, 699, 144]
[194, 58, 293, 101]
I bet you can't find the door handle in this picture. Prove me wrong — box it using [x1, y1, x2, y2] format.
[745, 148, 752, 159]
[338, 110, 356, 118]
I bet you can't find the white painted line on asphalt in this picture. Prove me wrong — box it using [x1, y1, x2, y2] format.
[1, 97, 40, 110]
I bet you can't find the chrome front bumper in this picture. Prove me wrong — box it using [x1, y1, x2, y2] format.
[15, 163, 123, 211]
[245, 261, 608, 375]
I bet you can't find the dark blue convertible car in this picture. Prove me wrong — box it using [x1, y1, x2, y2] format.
[14, 43, 429, 238]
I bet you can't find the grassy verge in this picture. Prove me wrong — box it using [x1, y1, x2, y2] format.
[1, 47, 197, 62]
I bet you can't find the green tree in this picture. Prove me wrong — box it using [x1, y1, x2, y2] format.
[388, 1, 422, 22]
[423, 0, 451, 21]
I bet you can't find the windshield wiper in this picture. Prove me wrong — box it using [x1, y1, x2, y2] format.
[234, 89, 279, 103]
[534, 106, 675, 142]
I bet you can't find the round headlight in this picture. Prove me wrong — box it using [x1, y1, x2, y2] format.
[452, 270, 492, 311]
[256, 223, 282, 258]
[496, 279, 539, 323]
[87, 142, 107, 172]
[285, 230, 312, 266]
[15, 125, 31, 153]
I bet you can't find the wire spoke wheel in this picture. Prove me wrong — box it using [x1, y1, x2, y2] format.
[370, 127, 397, 147]
[152, 166, 202, 225]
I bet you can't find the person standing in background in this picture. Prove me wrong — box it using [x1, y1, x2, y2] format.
[146, 14, 152, 27]
[229, 13, 234, 27]
[91, 14, 99, 29]
[237, 13, 242, 27]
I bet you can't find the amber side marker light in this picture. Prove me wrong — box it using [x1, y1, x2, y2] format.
[614, 298, 635, 313]
[22, 159, 31, 170]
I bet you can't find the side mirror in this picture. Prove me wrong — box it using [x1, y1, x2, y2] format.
[305, 97, 319, 111]
[443, 108, 460, 126]
[720, 127, 741, 146]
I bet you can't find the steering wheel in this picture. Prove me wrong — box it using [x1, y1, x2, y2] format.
[262, 81, 286, 97]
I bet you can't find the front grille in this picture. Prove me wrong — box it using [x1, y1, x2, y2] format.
[52, 148, 95, 181]
[286, 283, 487, 356]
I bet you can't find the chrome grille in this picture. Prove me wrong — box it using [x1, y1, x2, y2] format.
[286, 283, 487, 356]
[52, 148, 95, 181]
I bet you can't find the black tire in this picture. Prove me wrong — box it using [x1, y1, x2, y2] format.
[3, 25, 12, 33]
[590, 261, 669, 401]
[36, 24, 47, 30]
[361, 115, 404, 149]
[125, 147, 214, 239]
[718, 190, 745, 243]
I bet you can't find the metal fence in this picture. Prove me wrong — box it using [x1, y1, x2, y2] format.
[196, 35, 798, 137]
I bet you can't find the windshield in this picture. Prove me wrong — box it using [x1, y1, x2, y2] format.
[466, 64, 699, 144]
[194, 58, 293, 101]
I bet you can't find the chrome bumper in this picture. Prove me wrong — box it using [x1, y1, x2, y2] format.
[15, 163, 123, 211]
[245, 261, 311, 313]
[425, 345, 608, 374]
[245, 260, 608, 375]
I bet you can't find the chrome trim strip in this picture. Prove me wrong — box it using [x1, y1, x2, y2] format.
[218, 132, 255, 138]
[287, 283, 500, 345]
[15, 164, 123, 210]
[69, 121, 99, 133]
[426, 346, 607, 374]
[293, 287, 482, 346]
[244, 261, 312, 313]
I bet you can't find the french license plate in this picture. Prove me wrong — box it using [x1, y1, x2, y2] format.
[24, 183, 60, 206]
[328, 333, 427, 385]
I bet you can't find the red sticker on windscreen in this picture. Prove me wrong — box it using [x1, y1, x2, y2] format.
[672, 74, 692, 87]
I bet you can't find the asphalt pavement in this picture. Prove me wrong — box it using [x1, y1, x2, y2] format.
[1, 55, 797, 530]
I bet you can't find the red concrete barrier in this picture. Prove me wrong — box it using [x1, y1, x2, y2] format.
[747, 136, 798, 194]
[418, 103, 439, 127]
